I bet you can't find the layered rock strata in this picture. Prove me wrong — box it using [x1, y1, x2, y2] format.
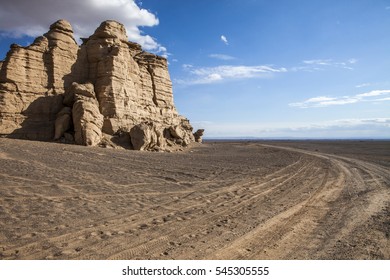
[0, 20, 202, 150]
[0, 20, 78, 140]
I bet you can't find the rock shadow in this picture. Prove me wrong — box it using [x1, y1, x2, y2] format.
[6, 95, 63, 141]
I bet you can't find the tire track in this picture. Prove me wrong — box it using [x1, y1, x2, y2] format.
[211, 144, 389, 259]
[1, 139, 388, 260]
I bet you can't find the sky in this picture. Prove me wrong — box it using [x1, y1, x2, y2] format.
[1, 0, 390, 139]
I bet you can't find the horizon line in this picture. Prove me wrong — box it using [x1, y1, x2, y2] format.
[203, 137, 390, 141]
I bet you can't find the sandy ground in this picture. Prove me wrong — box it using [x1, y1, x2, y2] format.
[0, 138, 389, 260]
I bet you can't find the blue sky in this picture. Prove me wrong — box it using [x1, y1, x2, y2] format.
[1, 0, 390, 138]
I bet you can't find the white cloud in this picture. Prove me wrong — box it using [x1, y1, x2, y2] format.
[292, 58, 357, 72]
[356, 90, 390, 98]
[194, 118, 390, 139]
[289, 89, 390, 108]
[376, 97, 390, 101]
[293, 97, 359, 107]
[180, 56, 357, 86]
[355, 83, 371, 88]
[209, 54, 236, 60]
[0, 0, 167, 55]
[199, 73, 223, 84]
[348, 58, 358, 64]
[303, 59, 332, 65]
[178, 65, 287, 85]
[304, 96, 337, 103]
[220, 35, 228, 45]
[276, 118, 390, 138]
[182, 64, 194, 69]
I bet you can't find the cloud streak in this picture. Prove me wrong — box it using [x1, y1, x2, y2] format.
[209, 54, 236, 60]
[178, 64, 287, 85]
[0, 0, 167, 55]
[289, 90, 390, 108]
[355, 83, 371, 88]
[193, 118, 390, 139]
[178, 55, 361, 86]
[291, 58, 357, 72]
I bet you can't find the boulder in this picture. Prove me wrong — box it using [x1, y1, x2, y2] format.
[194, 129, 205, 143]
[168, 118, 195, 146]
[130, 122, 165, 151]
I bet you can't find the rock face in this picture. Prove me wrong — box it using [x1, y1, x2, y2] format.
[70, 82, 103, 146]
[0, 20, 203, 150]
[0, 20, 78, 140]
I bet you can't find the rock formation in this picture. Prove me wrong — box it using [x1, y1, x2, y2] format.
[194, 129, 205, 143]
[54, 107, 72, 141]
[0, 20, 78, 140]
[0, 19, 203, 150]
[129, 122, 164, 151]
[70, 83, 104, 146]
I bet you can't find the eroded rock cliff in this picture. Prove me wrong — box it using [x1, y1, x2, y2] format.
[0, 20, 78, 140]
[0, 20, 202, 150]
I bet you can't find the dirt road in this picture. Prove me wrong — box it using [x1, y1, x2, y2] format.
[0, 139, 389, 259]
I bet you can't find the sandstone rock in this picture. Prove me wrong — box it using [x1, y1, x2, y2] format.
[130, 122, 165, 151]
[71, 83, 103, 146]
[169, 125, 185, 140]
[194, 129, 205, 143]
[44, 20, 79, 93]
[54, 107, 72, 140]
[130, 123, 152, 151]
[64, 82, 95, 106]
[0, 19, 203, 150]
[81, 20, 181, 135]
[168, 118, 195, 146]
[0, 19, 78, 140]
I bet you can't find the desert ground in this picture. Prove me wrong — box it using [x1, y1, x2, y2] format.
[0, 138, 389, 260]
